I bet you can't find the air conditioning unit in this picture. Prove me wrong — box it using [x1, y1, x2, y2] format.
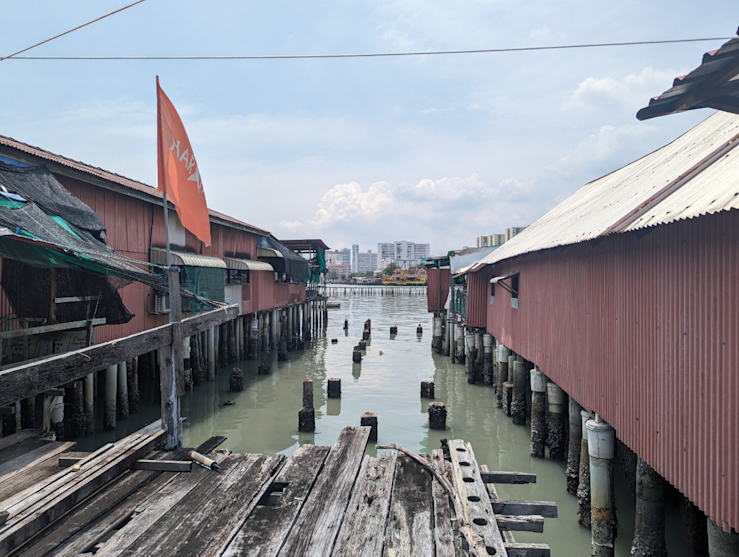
[154, 293, 170, 314]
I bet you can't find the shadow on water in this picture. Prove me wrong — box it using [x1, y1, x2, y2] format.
[74, 287, 689, 556]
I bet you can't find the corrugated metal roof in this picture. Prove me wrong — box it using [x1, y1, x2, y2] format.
[637, 37, 739, 120]
[257, 246, 283, 259]
[473, 111, 739, 271]
[150, 247, 226, 268]
[0, 134, 270, 236]
[224, 257, 274, 272]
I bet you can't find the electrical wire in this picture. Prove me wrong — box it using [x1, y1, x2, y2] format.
[0, 0, 147, 62]
[4, 36, 735, 61]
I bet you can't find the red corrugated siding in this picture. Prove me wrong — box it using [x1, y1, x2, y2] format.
[245, 271, 305, 314]
[474, 209, 738, 532]
[427, 268, 450, 313]
[466, 271, 488, 328]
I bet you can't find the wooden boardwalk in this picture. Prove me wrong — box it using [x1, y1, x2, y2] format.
[0, 424, 555, 557]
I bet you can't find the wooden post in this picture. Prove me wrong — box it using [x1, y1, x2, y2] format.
[207, 327, 215, 381]
[84, 372, 95, 435]
[159, 268, 183, 450]
[117, 361, 129, 420]
[104, 364, 117, 431]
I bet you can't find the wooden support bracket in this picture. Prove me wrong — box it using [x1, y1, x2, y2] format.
[480, 471, 536, 484]
[496, 515, 545, 532]
[492, 500, 557, 518]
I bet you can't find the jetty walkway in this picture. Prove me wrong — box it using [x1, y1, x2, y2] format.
[0, 423, 554, 556]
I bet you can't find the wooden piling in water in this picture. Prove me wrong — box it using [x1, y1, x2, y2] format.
[298, 380, 315, 432]
[361, 412, 378, 442]
[420, 381, 435, 399]
[328, 378, 341, 398]
[428, 402, 447, 430]
[530, 367, 547, 458]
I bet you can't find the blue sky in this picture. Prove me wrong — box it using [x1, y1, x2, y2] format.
[1, 1, 736, 254]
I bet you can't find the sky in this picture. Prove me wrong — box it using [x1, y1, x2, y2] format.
[1, 1, 737, 255]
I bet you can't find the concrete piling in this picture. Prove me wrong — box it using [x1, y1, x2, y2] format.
[71, 381, 86, 437]
[362, 330, 370, 341]
[449, 323, 456, 363]
[511, 360, 528, 425]
[496, 345, 510, 408]
[482, 334, 494, 385]
[358, 340, 366, 350]
[298, 380, 315, 432]
[117, 361, 129, 420]
[578, 409, 595, 528]
[361, 412, 378, 442]
[390, 326, 397, 335]
[229, 367, 244, 392]
[353, 347, 362, 362]
[327, 378, 341, 398]
[530, 367, 547, 458]
[420, 380, 435, 399]
[104, 364, 117, 431]
[465, 331, 477, 384]
[433, 316, 443, 354]
[50, 394, 64, 440]
[207, 327, 216, 381]
[455, 326, 465, 364]
[566, 396, 583, 494]
[707, 518, 739, 557]
[587, 417, 616, 557]
[84, 372, 95, 435]
[248, 315, 259, 360]
[428, 401, 447, 430]
[258, 358, 270, 375]
[631, 457, 667, 557]
[502, 354, 515, 416]
[679, 495, 708, 557]
[546, 380, 566, 460]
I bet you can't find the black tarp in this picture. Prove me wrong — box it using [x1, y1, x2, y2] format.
[257, 236, 309, 283]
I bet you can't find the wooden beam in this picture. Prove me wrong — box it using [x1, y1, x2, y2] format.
[131, 460, 191, 473]
[496, 515, 545, 532]
[0, 305, 238, 408]
[492, 500, 558, 518]
[0, 319, 106, 340]
[504, 542, 550, 557]
[480, 471, 536, 484]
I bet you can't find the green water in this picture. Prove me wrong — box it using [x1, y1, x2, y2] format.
[78, 289, 690, 556]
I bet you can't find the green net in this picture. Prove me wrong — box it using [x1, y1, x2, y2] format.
[184, 266, 225, 314]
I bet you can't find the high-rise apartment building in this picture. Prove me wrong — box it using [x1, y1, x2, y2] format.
[351, 244, 359, 273]
[356, 250, 378, 274]
[505, 226, 527, 242]
[377, 241, 431, 267]
[326, 250, 344, 264]
[476, 227, 527, 248]
[341, 248, 350, 264]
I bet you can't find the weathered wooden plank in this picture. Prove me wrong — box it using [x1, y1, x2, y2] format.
[429, 449, 455, 557]
[480, 464, 515, 545]
[503, 542, 550, 557]
[448, 440, 507, 557]
[332, 451, 398, 557]
[382, 453, 434, 557]
[0, 439, 50, 467]
[223, 444, 330, 557]
[92, 456, 219, 557]
[279, 426, 371, 557]
[131, 460, 192, 472]
[0, 457, 64, 505]
[0, 305, 238, 408]
[0, 319, 106, 341]
[14, 458, 181, 557]
[120, 453, 283, 557]
[0, 430, 42, 453]
[491, 501, 557, 519]
[193, 436, 228, 455]
[0, 429, 165, 555]
[58, 453, 91, 468]
[496, 515, 545, 533]
[480, 471, 536, 484]
[0, 442, 76, 481]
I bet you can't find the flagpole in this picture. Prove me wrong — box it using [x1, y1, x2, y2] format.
[163, 193, 172, 271]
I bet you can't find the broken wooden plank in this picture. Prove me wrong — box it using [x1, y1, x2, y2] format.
[131, 460, 192, 473]
[279, 426, 371, 556]
[491, 501, 557, 518]
[332, 451, 398, 557]
[382, 453, 434, 557]
[480, 471, 536, 484]
[496, 515, 545, 533]
[504, 542, 550, 557]
[223, 444, 330, 557]
[116, 453, 283, 557]
[448, 440, 507, 557]
[480, 464, 515, 545]
[430, 448, 455, 557]
[58, 453, 91, 468]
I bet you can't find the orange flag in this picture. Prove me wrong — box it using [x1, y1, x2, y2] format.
[157, 76, 211, 246]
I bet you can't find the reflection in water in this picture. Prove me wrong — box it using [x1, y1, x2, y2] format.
[76, 288, 688, 557]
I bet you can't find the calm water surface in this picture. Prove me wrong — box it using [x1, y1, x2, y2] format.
[79, 288, 689, 557]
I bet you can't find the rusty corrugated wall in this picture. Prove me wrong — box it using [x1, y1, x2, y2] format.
[466, 271, 489, 328]
[474, 209, 738, 532]
[427, 267, 449, 313]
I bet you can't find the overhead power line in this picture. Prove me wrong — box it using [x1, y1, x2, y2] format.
[3, 36, 735, 61]
[0, 0, 147, 62]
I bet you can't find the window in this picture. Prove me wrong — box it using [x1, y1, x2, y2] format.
[226, 269, 249, 285]
[490, 282, 495, 306]
[511, 275, 519, 309]
[154, 292, 170, 314]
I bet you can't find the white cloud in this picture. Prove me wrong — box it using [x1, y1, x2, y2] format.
[278, 220, 304, 231]
[309, 181, 394, 229]
[562, 66, 687, 113]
